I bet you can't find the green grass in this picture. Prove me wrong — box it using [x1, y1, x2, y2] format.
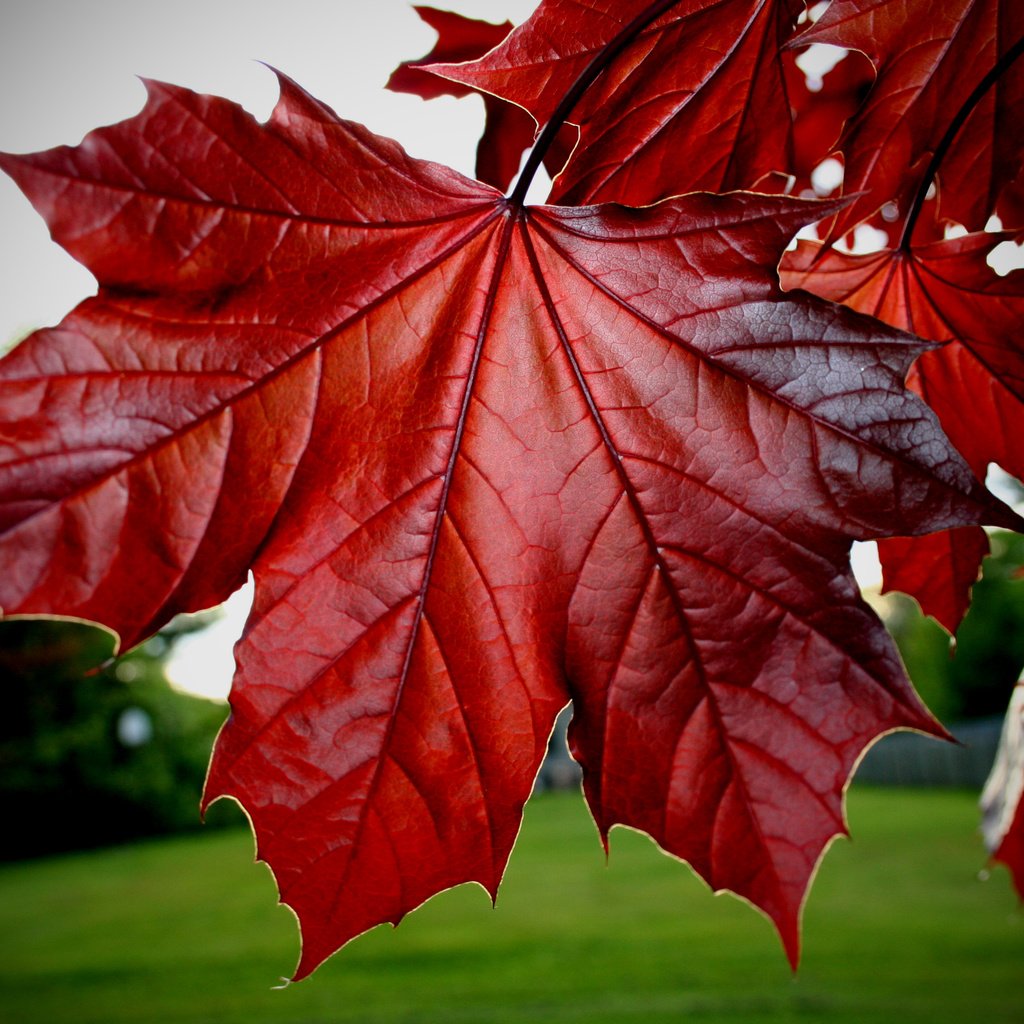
[0, 787, 1021, 1023]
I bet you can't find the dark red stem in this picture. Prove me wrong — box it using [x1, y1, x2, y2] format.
[507, 0, 682, 208]
[899, 34, 1024, 250]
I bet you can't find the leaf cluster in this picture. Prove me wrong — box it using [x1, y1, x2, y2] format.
[0, 0, 1022, 978]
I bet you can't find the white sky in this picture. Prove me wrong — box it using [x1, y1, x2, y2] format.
[0, 0, 542, 342]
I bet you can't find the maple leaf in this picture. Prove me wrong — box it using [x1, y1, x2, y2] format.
[782, 231, 1024, 631]
[427, 0, 808, 207]
[385, 6, 537, 192]
[2, 63, 1019, 979]
[799, 0, 1024, 239]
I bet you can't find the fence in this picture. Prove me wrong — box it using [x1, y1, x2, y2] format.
[537, 708, 1004, 791]
[854, 717, 1004, 788]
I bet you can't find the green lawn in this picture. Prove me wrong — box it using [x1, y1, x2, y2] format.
[0, 786, 1020, 1024]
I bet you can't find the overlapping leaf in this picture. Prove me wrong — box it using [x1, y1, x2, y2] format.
[386, 6, 536, 191]
[428, 0, 807, 206]
[800, 0, 1024, 239]
[868, 528, 991, 634]
[2, 66, 1018, 977]
[782, 232, 1024, 629]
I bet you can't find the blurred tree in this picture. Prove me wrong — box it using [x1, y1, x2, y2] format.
[0, 615, 240, 860]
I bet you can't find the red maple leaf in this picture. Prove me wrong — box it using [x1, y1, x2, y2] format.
[782, 231, 1024, 631]
[427, 0, 808, 207]
[799, 0, 1024, 239]
[385, 6, 538, 192]
[870, 528, 991, 635]
[2, 65, 1018, 978]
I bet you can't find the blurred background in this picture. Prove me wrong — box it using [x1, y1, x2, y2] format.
[1, 2, 1023, 1022]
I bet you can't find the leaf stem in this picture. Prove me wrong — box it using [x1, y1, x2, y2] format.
[899, 33, 1024, 250]
[507, 0, 683, 208]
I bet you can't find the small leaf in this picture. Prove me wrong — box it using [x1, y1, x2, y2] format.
[783, 232, 1024, 628]
[876, 529, 989, 634]
[386, 6, 537, 191]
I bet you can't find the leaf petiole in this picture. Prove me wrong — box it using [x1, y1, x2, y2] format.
[899, 33, 1024, 249]
[507, 0, 683, 208]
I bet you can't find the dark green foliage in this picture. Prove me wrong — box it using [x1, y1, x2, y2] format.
[0, 617, 233, 860]
[885, 530, 1024, 721]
